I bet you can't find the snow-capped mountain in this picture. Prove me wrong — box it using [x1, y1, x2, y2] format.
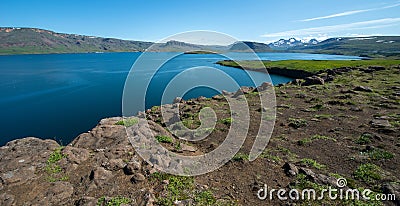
[268, 38, 319, 49]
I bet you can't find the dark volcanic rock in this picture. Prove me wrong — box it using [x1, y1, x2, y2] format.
[232, 86, 254, 98]
[124, 161, 141, 175]
[102, 158, 126, 171]
[257, 82, 273, 91]
[131, 173, 146, 183]
[283, 162, 298, 176]
[71, 117, 128, 150]
[368, 66, 386, 71]
[303, 75, 324, 86]
[173, 97, 184, 104]
[382, 182, 400, 205]
[370, 119, 391, 128]
[354, 85, 373, 92]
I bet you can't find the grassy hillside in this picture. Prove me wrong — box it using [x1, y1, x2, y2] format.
[229, 41, 273, 52]
[0, 27, 153, 55]
[290, 36, 400, 58]
[217, 59, 400, 73]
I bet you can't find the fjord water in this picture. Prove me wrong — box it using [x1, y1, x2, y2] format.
[0, 52, 360, 145]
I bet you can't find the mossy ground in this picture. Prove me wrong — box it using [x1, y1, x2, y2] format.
[146, 61, 399, 205]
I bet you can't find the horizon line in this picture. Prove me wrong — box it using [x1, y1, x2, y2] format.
[1, 26, 399, 45]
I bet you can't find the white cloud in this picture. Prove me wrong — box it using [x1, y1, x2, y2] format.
[261, 18, 400, 41]
[300, 9, 372, 22]
[299, 2, 400, 22]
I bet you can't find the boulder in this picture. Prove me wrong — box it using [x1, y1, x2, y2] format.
[212, 95, 224, 100]
[71, 117, 129, 151]
[354, 86, 373, 92]
[222, 90, 233, 95]
[257, 82, 272, 91]
[283, 162, 298, 176]
[0, 137, 59, 187]
[131, 173, 146, 183]
[102, 159, 126, 171]
[368, 66, 386, 71]
[197, 96, 207, 101]
[89, 167, 113, 183]
[370, 119, 391, 128]
[75, 196, 97, 206]
[303, 76, 324, 86]
[232, 86, 254, 98]
[173, 97, 183, 104]
[180, 143, 197, 152]
[123, 161, 141, 175]
[63, 146, 90, 164]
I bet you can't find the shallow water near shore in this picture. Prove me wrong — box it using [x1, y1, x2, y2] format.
[0, 52, 361, 145]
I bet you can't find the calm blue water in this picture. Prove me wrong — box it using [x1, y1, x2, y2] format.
[0, 52, 361, 145]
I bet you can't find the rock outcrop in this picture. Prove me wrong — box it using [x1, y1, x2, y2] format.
[0, 117, 160, 205]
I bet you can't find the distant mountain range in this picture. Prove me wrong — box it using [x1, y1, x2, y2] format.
[0, 27, 153, 54]
[288, 36, 400, 58]
[1, 27, 399, 58]
[268, 38, 319, 50]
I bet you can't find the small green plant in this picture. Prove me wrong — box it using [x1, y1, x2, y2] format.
[294, 173, 326, 191]
[329, 173, 343, 179]
[219, 118, 233, 125]
[115, 117, 139, 127]
[45, 164, 62, 174]
[355, 133, 373, 145]
[182, 119, 201, 129]
[174, 142, 182, 150]
[151, 106, 160, 112]
[47, 146, 67, 164]
[288, 118, 308, 129]
[276, 146, 298, 161]
[390, 120, 400, 127]
[314, 114, 333, 119]
[47, 176, 58, 182]
[298, 134, 336, 145]
[312, 134, 334, 141]
[45, 146, 68, 182]
[232, 153, 249, 161]
[155, 135, 173, 143]
[300, 158, 325, 170]
[298, 138, 312, 145]
[342, 189, 384, 206]
[59, 176, 69, 181]
[364, 148, 394, 160]
[354, 163, 382, 184]
[194, 190, 216, 206]
[152, 172, 195, 205]
[97, 196, 131, 206]
[260, 152, 281, 162]
[310, 104, 324, 111]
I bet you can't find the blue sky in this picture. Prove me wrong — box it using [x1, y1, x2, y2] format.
[1, 0, 399, 44]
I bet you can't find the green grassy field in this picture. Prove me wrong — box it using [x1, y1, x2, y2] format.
[217, 59, 400, 73]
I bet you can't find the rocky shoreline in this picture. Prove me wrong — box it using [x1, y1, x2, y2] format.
[1, 64, 399, 205]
